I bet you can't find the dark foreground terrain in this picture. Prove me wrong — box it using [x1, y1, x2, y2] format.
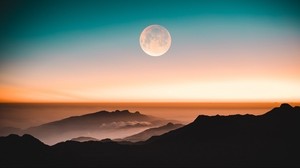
[1, 103, 300, 167]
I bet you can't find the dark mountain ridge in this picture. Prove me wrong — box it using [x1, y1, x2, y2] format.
[1, 103, 299, 167]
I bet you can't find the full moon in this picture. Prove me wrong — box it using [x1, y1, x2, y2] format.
[140, 25, 171, 56]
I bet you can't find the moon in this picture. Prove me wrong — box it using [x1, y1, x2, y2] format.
[140, 25, 171, 56]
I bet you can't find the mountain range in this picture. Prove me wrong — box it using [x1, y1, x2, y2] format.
[70, 122, 184, 143]
[1, 103, 299, 167]
[1, 110, 177, 145]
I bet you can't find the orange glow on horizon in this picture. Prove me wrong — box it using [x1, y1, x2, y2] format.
[1, 77, 299, 103]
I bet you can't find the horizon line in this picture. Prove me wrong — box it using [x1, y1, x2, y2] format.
[1, 101, 300, 103]
[1, 101, 300, 108]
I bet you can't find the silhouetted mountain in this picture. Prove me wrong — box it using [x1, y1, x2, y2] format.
[119, 122, 184, 142]
[0, 134, 46, 148]
[24, 110, 174, 145]
[0, 134, 49, 167]
[141, 103, 300, 166]
[70, 136, 99, 142]
[149, 105, 298, 146]
[1, 103, 300, 167]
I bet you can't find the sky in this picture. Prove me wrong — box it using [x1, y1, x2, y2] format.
[0, 0, 300, 103]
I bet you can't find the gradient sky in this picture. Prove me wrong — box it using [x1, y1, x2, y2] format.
[0, 0, 300, 102]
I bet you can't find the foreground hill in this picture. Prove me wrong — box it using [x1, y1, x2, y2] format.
[1, 103, 299, 167]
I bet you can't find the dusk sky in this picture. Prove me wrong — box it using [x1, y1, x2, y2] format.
[1, 0, 300, 102]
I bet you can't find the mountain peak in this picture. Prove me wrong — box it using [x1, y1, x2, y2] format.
[113, 110, 134, 114]
[83, 109, 141, 118]
[279, 103, 293, 110]
[114, 110, 129, 113]
[193, 115, 210, 122]
[249, 103, 300, 122]
[193, 103, 298, 123]
[2, 134, 47, 148]
[264, 103, 296, 116]
[166, 122, 174, 126]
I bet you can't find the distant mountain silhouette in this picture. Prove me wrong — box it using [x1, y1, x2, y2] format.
[1, 103, 299, 167]
[24, 110, 174, 145]
[118, 122, 184, 142]
[70, 136, 99, 142]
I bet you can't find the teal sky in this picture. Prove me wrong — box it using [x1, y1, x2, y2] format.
[1, 0, 300, 102]
[1, 0, 300, 47]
